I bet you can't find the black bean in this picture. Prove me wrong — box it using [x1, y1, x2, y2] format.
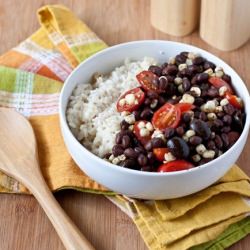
[197, 73, 209, 83]
[182, 78, 191, 91]
[199, 111, 207, 121]
[179, 68, 192, 78]
[217, 112, 225, 118]
[223, 104, 235, 115]
[162, 64, 178, 75]
[164, 127, 175, 139]
[122, 135, 131, 148]
[132, 136, 140, 146]
[115, 132, 123, 144]
[182, 112, 192, 123]
[148, 65, 162, 76]
[159, 77, 169, 91]
[151, 138, 165, 148]
[223, 115, 232, 125]
[144, 98, 152, 106]
[176, 126, 185, 136]
[221, 126, 231, 133]
[198, 158, 213, 166]
[132, 110, 141, 121]
[200, 83, 210, 90]
[233, 111, 244, 130]
[188, 65, 200, 74]
[152, 78, 159, 87]
[228, 131, 240, 146]
[193, 56, 205, 65]
[175, 54, 186, 65]
[134, 146, 146, 154]
[147, 91, 159, 99]
[158, 96, 166, 105]
[207, 88, 219, 97]
[120, 120, 130, 130]
[213, 119, 224, 128]
[207, 140, 216, 150]
[140, 108, 153, 120]
[222, 74, 231, 84]
[190, 120, 211, 140]
[191, 75, 198, 85]
[203, 61, 216, 70]
[144, 141, 153, 151]
[167, 137, 190, 158]
[161, 62, 168, 69]
[124, 148, 138, 159]
[137, 154, 148, 166]
[194, 111, 201, 119]
[112, 145, 124, 157]
[180, 51, 189, 57]
[194, 97, 205, 106]
[189, 136, 202, 145]
[214, 135, 223, 149]
[221, 133, 229, 148]
[120, 130, 134, 138]
[121, 159, 137, 169]
[104, 153, 112, 159]
[165, 83, 176, 96]
[166, 75, 175, 83]
[147, 152, 155, 164]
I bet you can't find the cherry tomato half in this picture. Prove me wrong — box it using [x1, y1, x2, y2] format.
[225, 93, 243, 109]
[116, 87, 145, 112]
[175, 103, 195, 113]
[136, 70, 160, 93]
[152, 103, 181, 130]
[208, 76, 233, 94]
[133, 120, 153, 145]
[157, 160, 193, 172]
[153, 148, 169, 162]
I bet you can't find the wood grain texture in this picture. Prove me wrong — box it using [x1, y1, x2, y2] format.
[0, 109, 94, 250]
[0, 0, 249, 249]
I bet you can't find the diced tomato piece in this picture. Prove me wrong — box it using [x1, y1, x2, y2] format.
[152, 103, 181, 130]
[225, 93, 243, 109]
[153, 148, 169, 162]
[208, 76, 233, 94]
[175, 103, 195, 113]
[116, 87, 145, 112]
[136, 70, 161, 93]
[157, 160, 193, 172]
[133, 120, 153, 145]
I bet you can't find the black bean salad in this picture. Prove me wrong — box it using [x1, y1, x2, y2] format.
[105, 52, 245, 172]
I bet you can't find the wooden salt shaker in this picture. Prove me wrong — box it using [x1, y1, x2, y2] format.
[200, 0, 250, 51]
[150, 0, 200, 37]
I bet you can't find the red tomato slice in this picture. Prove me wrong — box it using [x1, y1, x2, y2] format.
[157, 160, 193, 172]
[175, 103, 195, 113]
[225, 93, 243, 109]
[152, 103, 181, 130]
[136, 70, 160, 93]
[208, 76, 233, 94]
[133, 120, 153, 145]
[153, 148, 169, 162]
[116, 87, 145, 112]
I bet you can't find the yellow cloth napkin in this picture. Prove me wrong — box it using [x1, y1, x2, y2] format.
[0, 5, 250, 250]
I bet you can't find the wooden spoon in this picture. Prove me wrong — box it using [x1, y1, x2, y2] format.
[0, 108, 94, 250]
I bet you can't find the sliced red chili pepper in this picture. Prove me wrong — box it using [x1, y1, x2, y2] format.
[208, 76, 233, 94]
[136, 70, 161, 93]
[116, 87, 145, 112]
[225, 93, 243, 109]
[157, 160, 193, 172]
[152, 103, 181, 130]
[133, 120, 153, 145]
[153, 148, 169, 162]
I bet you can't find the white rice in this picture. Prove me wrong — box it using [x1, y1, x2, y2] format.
[66, 57, 157, 157]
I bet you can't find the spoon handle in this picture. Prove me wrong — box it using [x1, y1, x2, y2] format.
[19, 161, 95, 250]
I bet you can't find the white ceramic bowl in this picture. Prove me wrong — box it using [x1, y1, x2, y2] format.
[59, 40, 250, 200]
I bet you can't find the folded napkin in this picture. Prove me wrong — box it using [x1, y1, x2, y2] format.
[0, 5, 250, 250]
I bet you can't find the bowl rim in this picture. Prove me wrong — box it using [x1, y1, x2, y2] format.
[59, 40, 250, 177]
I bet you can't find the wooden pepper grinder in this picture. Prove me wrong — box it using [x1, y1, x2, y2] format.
[150, 0, 200, 37]
[200, 0, 250, 51]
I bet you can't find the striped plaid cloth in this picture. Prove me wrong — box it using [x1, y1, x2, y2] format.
[1, 5, 250, 250]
